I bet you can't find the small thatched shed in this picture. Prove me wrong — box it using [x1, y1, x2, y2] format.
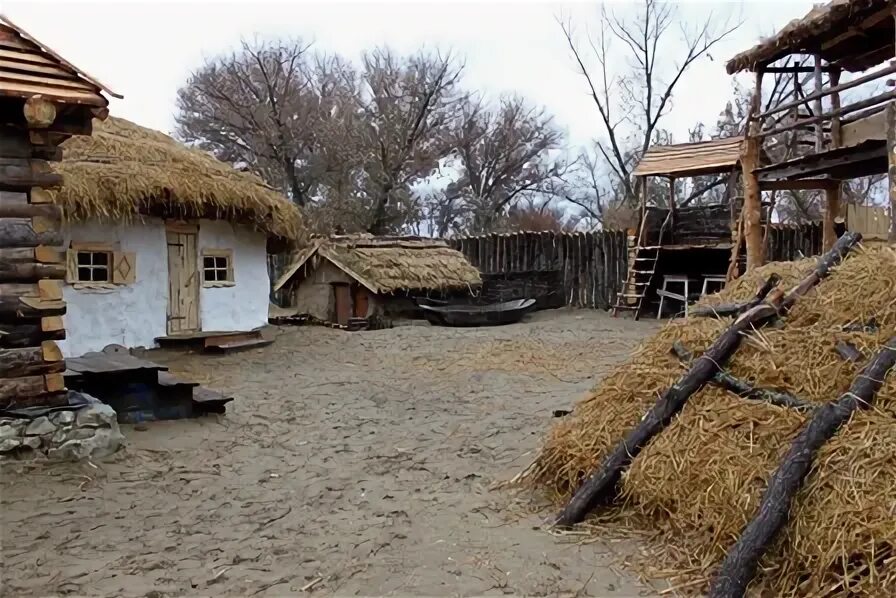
[273, 235, 481, 325]
[49, 116, 305, 356]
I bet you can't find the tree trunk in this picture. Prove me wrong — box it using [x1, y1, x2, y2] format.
[0, 218, 63, 248]
[708, 335, 896, 598]
[553, 232, 861, 528]
[368, 186, 393, 235]
[0, 342, 64, 377]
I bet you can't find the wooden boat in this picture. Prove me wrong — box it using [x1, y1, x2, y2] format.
[418, 298, 536, 327]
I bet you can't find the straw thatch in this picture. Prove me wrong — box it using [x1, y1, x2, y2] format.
[50, 116, 304, 243]
[273, 234, 481, 294]
[726, 0, 890, 74]
[520, 244, 896, 596]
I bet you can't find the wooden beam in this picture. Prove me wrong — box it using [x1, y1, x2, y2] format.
[758, 90, 896, 140]
[757, 62, 896, 120]
[813, 55, 825, 153]
[820, 7, 893, 51]
[759, 179, 841, 191]
[0, 372, 65, 402]
[829, 68, 843, 148]
[763, 65, 840, 74]
[757, 144, 886, 181]
[823, 183, 842, 251]
[743, 69, 764, 272]
[0, 201, 60, 219]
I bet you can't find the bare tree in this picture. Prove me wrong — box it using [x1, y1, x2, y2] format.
[175, 39, 355, 206]
[351, 48, 465, 235]
[440, 95, 568, 234]
[559, 0, 740, 210]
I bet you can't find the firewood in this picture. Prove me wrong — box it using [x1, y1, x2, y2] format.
[690, 274, 782, 318]
[834, 340, 863, 363]
[708, 335, 896, 598]
[670, 341, 812, 411]
[552, 232, 861, 528]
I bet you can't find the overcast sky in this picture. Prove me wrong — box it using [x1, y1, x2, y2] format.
[7, 0, 817, 152]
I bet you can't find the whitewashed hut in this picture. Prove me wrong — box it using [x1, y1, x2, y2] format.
[50, 116, 304, 356]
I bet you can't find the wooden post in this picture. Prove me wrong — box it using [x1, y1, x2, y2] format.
[668, 177, 676, 245]
[888, 102, 896, 243]
[812, 55, 825, 153]
[742, 69, 764, 271]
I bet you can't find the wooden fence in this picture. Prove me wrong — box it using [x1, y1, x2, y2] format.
[449, 231, 629, 310]
[266, 224, 823, 313]
[765, 222, 824, 262]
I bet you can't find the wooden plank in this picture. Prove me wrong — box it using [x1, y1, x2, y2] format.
[0, 47, 57, 67]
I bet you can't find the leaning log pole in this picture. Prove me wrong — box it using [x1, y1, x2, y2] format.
[553, 232, 862, 528]
[708, 335, 896, 598]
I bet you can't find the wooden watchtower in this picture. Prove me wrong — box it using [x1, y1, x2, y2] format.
[0, 15, 118, 409]
[727, 0, 896, 271]
[613, 137, 749, 319]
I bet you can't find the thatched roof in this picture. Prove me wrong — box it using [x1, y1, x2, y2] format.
[273, 235, 481, 294]
[726, 0, 893, 74]
[633, 137, 743, 178]
[50, 116, 304, 243]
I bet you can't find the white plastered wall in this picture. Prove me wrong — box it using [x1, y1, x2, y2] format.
[60, 218, 168, 357]
[197, 220, 270, 332]
[60, 218, 271, 357]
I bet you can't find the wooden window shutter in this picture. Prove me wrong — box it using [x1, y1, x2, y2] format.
[65, 249, 78, 283]
[112, 252, 136, 284]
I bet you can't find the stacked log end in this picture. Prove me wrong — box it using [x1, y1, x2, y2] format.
[0, 108, 69, 410]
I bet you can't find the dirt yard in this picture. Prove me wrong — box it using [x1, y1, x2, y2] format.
[1, 310, 661, 597]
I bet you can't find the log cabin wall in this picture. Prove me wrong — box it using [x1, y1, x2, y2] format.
[0, 124, 67, 409]
[449, 231, 629, 310]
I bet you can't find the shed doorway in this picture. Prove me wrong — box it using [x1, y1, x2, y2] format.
[166, 222, 201, 334]
[333, 283, 352, 326]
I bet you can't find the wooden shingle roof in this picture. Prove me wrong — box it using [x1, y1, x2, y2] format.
[633, 137, 744, 178]
[0, 14, 120, 106]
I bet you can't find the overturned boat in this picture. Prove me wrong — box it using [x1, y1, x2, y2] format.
[417, 298, 536, 327]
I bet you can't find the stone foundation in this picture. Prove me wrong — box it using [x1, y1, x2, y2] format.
[0, 398, 125, 461]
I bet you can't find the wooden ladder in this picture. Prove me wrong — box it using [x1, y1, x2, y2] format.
[611, 210, 673, 320]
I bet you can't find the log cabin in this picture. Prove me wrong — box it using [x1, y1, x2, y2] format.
[725, 0, 896, 269]
[48, 116, 304, 356]
[0, 14, 116, 408]
[273, 235, 481, 326]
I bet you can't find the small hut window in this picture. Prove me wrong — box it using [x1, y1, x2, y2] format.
[202, 249, 234, 286]
[75, 250, 111, 283]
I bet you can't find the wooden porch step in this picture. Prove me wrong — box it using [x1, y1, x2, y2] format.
[204, 338, 274, 353]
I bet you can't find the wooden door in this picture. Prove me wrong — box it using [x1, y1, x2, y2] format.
[166, 224, 200, 334]
[352, 285, 369, 317]
[333, 284, 351, 326]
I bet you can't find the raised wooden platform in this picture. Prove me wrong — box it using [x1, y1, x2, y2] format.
[155, 329, 271, 353]
[63, 349, 235, 422]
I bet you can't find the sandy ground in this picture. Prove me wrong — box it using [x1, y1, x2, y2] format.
[1, 310, 661, 597]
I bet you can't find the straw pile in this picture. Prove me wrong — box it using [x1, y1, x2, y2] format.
[51, 116, 304, 243]
[521, 244, 896, 596]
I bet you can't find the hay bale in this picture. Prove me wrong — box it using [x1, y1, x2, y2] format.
[522, 244, 896, 595]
